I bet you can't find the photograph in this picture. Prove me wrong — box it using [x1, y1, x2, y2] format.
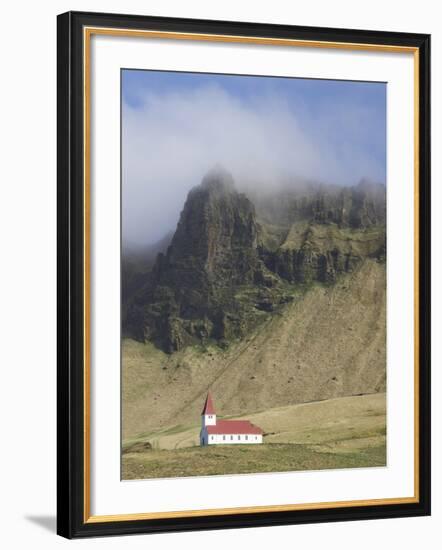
[54, 9, 430, 539]
[1, 0, 437, 546]
[120, 69, 388, 480]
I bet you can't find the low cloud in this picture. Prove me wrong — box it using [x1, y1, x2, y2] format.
[122, 83, 385, 247]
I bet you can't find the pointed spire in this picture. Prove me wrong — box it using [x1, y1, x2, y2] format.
[201, 392, 215, 415]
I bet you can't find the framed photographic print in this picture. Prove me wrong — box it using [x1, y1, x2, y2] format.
[57, 11, 431, 538]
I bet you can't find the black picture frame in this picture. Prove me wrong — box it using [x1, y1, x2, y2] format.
[57, 10, 431, 539]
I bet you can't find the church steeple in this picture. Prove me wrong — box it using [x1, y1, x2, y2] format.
[201, 392, 216, 426]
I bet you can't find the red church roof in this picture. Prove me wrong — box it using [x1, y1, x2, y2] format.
[206, 419, 263, 435]
[201, 392, 215, 415]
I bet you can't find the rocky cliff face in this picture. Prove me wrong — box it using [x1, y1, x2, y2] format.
[251, 179, 386, 229]
[159, 167, 260, 290]
[259, 223, 385, 284]
[124, 169, 386, 353]
[255, 180, 386, 284]
[125, 167, 287, 352]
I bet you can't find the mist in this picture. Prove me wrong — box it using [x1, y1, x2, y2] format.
[122, 74, 386, 249]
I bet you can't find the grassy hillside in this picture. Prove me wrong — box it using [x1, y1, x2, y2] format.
[123, 392, 386, 451]
[122, 259, 386, 440]
[123, 442, 386, 480]
[122, 393, 386, 479]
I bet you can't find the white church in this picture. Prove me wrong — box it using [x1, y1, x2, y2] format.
[200, 392, 263, 446]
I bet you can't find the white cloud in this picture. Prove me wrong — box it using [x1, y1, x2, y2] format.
[122, 84, 385, 247]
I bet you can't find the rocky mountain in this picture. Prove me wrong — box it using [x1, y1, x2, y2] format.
[251, 179, 386, 229]
[123, 168, 386, 354]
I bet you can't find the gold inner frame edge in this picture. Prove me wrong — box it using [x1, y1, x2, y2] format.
[82, 26, 420, 524]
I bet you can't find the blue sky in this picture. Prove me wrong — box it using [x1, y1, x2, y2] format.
[122, 69, 386, 246]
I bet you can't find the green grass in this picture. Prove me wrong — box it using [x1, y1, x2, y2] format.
[123, 393, 386, 456]
[122, 442, 386, 480]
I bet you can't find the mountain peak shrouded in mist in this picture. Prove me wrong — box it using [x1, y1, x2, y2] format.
[124, 169, 264, 352]
[122, 73, 386, 248]
[123, 168, 386, 354]
[166, 168, 257, 268]
[200, 164, 235, 194]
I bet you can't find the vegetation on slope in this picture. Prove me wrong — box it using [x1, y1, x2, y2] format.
[122, 260, 386, 439]
[123, 169, 386, 353]
[123, 443, 386, 480]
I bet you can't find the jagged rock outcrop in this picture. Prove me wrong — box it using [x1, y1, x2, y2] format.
[259, 222, 386, 284]
[157, 166, 260, 290]
[251, 179, 386, 230]
[123, 169, 386, 353]
[125, 167, 291, 352]
[254, 180, 386, 284]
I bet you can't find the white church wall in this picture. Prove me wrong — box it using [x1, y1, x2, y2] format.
[206, 434, 262, 445]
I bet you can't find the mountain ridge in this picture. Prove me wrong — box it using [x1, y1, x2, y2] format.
[123, 168, 386, 353]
